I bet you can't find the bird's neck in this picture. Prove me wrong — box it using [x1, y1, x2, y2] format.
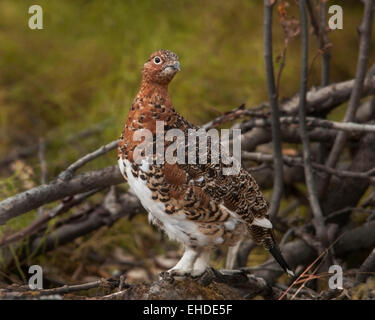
[138, 80, 172, 106]
[121, 79, 176, 162]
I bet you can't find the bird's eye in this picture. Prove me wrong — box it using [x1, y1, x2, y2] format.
[154, 56, 162, 64]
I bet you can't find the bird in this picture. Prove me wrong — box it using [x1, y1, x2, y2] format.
[118, 49, 294, 277]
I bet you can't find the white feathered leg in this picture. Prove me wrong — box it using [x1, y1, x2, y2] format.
[167, 247, 199, 276]
[192, 250, 210, 277]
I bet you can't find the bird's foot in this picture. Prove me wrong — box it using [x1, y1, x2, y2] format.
[159, 268, 192, 281]
[159, 271, 175, 283]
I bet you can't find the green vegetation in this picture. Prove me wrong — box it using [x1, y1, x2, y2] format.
[0, 0, 364, 165]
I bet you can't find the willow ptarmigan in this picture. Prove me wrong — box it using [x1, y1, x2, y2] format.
[118, 49, 293, 277]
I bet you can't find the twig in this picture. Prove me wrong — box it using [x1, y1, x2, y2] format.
[298, 0, 329, 254]
[58, 140, 119, 181]
[275, 0, 300, 96]
[37, 138, 48, 218]
[202, 103, 269, 130]
[319, 0, 375, 197]
[37, 138, 48, 185]
[278, 233, 342, 300]
[264, 0, 284, 219]
[36, 279, 108, 295]
[242, 151, 375, 182]
[306, 0, 320, 38]
[276, 46, 287, 97]
[99, 289, 128, 300]
[274, 282, 317, 298]
[306, 0, 331, 86]
[318, 0, 330, 86]
[241, 115, 375, 134]
[0, 278, 119, 299]
[118, 274, 126, 291]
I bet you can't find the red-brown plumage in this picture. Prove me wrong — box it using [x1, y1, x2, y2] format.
[117, 49, 294, 277]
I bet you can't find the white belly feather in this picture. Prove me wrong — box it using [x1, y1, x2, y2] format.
[118, 158, 211, 246]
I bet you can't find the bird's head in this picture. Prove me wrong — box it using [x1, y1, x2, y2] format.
[142, 49, 180, 86]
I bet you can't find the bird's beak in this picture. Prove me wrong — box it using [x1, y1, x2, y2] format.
[171, 61, 181, 71]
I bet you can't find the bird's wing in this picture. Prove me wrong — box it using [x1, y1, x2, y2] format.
[165, 112, 270, 230]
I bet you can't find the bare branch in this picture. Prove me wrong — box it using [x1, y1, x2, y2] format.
[320, 0, 375, 196]
[37, 138, 48, 185]
[298, 0, 328, 252]
[37, 137, 48, 218]
[0, 166, 124, 225]
[264, 0, 284, 219]
[0, 188, 102, 247]
[281, 75, 375, 115]
[0, 278, 121, 299]
[58, 140, 119, 181]
[306, 0, 331, 86]
[242, 151, 375, 182]
[242, 116, 375, 134]
[32, 279, 109, 295]
[318, 0, 330, 86]
[241, 77, 375, 152]
[28, 192, 141, 257]
[202, 103, 269, 130]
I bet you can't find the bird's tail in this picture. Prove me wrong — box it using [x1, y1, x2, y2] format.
[250, 224, 294, 277]
[268, 245, 294, 277]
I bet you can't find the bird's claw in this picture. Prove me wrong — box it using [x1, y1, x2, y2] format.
[159, 269, 192, 282]
[159, 271, 175, 283]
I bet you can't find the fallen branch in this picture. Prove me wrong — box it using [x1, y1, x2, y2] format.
[0, 166, 124, 225]
[242, 116, 375, 134]
[0, 188, 102, 247]
[241, 96, 375, 151]
[27, 192, 141, 257]
[242, 151, 375, 182]
[0, 278, 121, 299]
[281, 75, 375, 115]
